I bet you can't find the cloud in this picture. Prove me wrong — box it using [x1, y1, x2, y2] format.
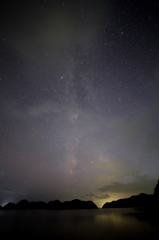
[84, 193, 110, 200]
[26, 100, 62, 117]
[95, 194, 110, 199]
[97, 174, 156, 195]
[1, 187, 13, 193]
[85, 193, 95, 197]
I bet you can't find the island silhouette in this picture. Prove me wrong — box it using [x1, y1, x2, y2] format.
[2, 199, 98, 210]
[102, 179, 159, 210]
[1, 179, 159, 211]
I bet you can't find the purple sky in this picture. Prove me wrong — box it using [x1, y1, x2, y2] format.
[0, 0, 159, 208]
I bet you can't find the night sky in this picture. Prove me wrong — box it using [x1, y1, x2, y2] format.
[0, 0, 159, 208]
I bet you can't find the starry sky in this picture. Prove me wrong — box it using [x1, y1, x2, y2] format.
[0, 0, 159, 208]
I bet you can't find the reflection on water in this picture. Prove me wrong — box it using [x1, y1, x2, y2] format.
[0, 208, 159, 239]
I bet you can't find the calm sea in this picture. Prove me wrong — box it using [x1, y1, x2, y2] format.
[0, 208, 159, 239]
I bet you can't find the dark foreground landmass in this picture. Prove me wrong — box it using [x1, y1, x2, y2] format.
[102, 179, 159, 211]
[0, 193, 158, 211]
[1, 199, 98, 210]
[102, 193, 155, 209]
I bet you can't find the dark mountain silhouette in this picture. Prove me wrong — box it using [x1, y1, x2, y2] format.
[102, 179, 159, 209]
[154, 179, 159, 197]
[16, 199, 30, 209]
[62, 199, 97, 210]
[3, 202, 16, 210]
[47, 200, 62, 210]
[29, 201, 47, 209]
[102, 193, 154, 209]
[2, 199, 98, 210]
[154, 179, 159, 205]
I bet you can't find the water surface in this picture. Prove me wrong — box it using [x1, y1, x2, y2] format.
[0, 208, 158, 239]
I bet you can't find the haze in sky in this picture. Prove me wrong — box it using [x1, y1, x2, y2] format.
[0, 0, 159, 207]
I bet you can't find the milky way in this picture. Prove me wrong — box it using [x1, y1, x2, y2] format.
[0, 0, 159, 207]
